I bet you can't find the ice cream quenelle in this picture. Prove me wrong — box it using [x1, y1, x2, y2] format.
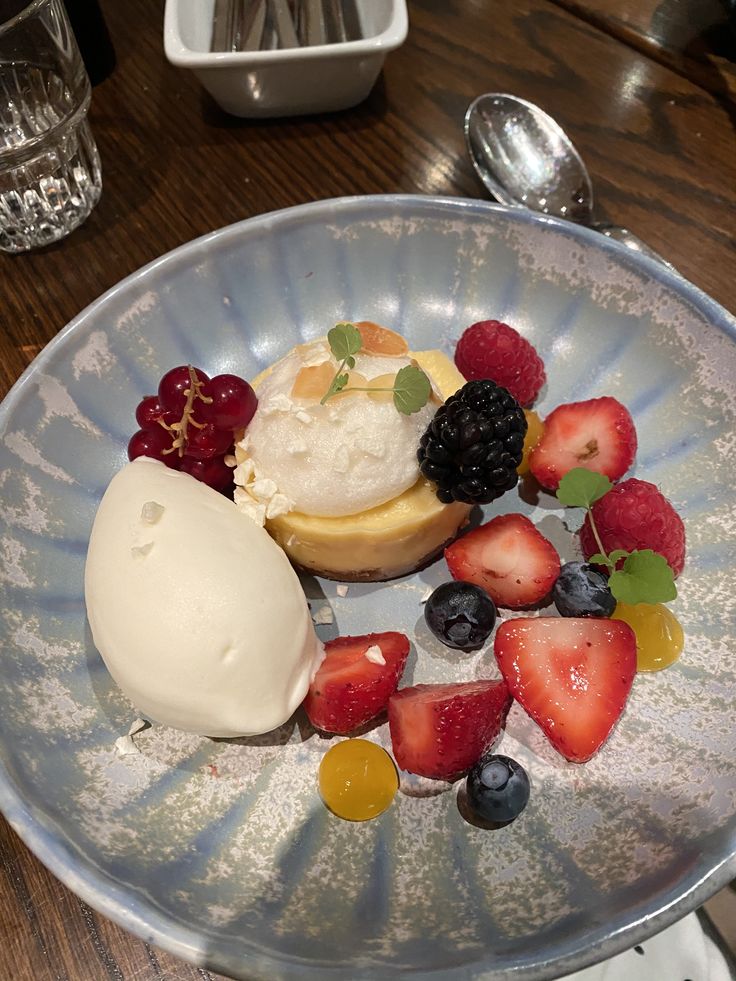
[84, 457, 324, 737]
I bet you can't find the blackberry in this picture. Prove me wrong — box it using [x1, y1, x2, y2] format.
[418, 380, 527, 505]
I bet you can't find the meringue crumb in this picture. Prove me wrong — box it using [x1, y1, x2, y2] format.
[114, 718, 149, 756]
[286, 534, 297, 547]
[286, 437, 308, 455]
[312, 605, 334, 625]
[333, 445, 350, 473]
[233, 458, 255, 485]
[131, 541, 154, 558]
[302, 350, 331, 368]
[262, 393, 293, 415]
[336, 584, 349, 597]
[233, 488, 267, 527]
[250, 477, 278, 501]
[140, 501, 164, 524]
[295, 409, 313, 425]
[266, 494, 291, 519]
[420, 586, 434, 604]
[364, 644, 385, 665]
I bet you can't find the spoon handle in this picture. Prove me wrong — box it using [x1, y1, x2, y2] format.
[591, 223, 678, 274]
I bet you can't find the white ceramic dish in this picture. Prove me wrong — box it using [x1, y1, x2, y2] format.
[163, 0, 408, 117]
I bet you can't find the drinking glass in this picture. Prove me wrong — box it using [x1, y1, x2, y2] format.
[0, 0, 102, 252]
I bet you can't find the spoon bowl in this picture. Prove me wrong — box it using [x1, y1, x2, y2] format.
[465, 93, 593, 223]
[464, 92, 676, 271]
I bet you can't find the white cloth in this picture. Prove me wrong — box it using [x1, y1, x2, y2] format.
[564, 912, 732, 980]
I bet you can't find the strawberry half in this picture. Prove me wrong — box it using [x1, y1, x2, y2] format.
[529, 396, 637, 491]
[303, 632, 410, 734]
[445, 513, 560, 609]
[494, 617, 637, 763]
[388, 680, 512, 780]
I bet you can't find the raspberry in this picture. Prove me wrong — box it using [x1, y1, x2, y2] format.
[454, 320, 546, 406]
[580, 478, 686, 577]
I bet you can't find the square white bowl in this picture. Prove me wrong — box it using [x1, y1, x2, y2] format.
[163, 0, 408, 117]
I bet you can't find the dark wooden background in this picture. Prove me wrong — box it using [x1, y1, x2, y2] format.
[1, 0, 735, 977]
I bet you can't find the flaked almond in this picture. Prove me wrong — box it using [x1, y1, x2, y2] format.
[355, 321, 409, 356]
[333, 371, 368, 399]
[291, 362, 334, 399]
[365, 373, 397, 402]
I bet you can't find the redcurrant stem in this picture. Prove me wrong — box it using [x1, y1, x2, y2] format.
[163, 365, 212, 456]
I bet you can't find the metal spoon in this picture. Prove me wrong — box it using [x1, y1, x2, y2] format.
[464, 93, 676, 272]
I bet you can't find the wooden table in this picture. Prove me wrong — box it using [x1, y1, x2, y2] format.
[2, 0, 735, 977]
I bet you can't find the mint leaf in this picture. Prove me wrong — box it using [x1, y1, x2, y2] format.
[608, 549, 677, 604]
[587, 552, 609, 566]
[328, 323, 362, 362]
[393, 365, 431, 415]
[557, 468, 613, 509]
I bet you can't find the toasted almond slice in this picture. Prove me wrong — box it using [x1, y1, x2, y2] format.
[365, 373, 397, 402]
[355, 321, 409, 356]
[291, 362, 334, 399]
[333, 371, 368, 399]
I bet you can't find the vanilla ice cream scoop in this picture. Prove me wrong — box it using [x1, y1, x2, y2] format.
[84, 458, 323, 737]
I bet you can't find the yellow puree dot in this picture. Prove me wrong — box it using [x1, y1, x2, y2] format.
[318, 739, 398, 822]
[518, 410, 544, 475]
[612, 602, 684, 672]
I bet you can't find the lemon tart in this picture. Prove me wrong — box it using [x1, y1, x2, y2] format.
[233, 324, 472, 581]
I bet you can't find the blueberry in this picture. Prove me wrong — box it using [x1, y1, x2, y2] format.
[552, 561, 616, 618]
[425, 581, 496, 651]
[466, 754, 530, 824]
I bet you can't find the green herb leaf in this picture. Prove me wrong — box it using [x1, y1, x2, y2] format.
[608, 549, 629, 565]
[608, 549, 677, 604]
[321, 324, 363, 404]
[328, 323, 362, 362]
[556, 468, 613, 509]
[590, 549, 629, 566]
[393, 365, 432, 415]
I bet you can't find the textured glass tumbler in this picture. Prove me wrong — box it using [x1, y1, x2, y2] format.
[0, 0, 102, 252]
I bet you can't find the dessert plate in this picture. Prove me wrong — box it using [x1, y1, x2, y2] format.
[0, 196, 734, 981]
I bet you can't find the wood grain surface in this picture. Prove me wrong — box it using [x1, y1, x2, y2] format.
[1, 0, 735, 978]
[551, 0, 736, 98]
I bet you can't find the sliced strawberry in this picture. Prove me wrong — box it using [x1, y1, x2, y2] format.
[303, 632, 409, 734]
[494, 617, 637, 763]
[529, 396, 637, 491]
[445, 513, 560, 609]
[388, 680, 512, 780]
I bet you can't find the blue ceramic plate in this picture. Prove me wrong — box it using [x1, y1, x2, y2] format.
[1, 197, 735, 981]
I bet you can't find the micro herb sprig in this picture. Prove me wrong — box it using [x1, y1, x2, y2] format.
[320, 322, 362, 404]
[320, 323, 432, 416]
[556, 468, 677, 605]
